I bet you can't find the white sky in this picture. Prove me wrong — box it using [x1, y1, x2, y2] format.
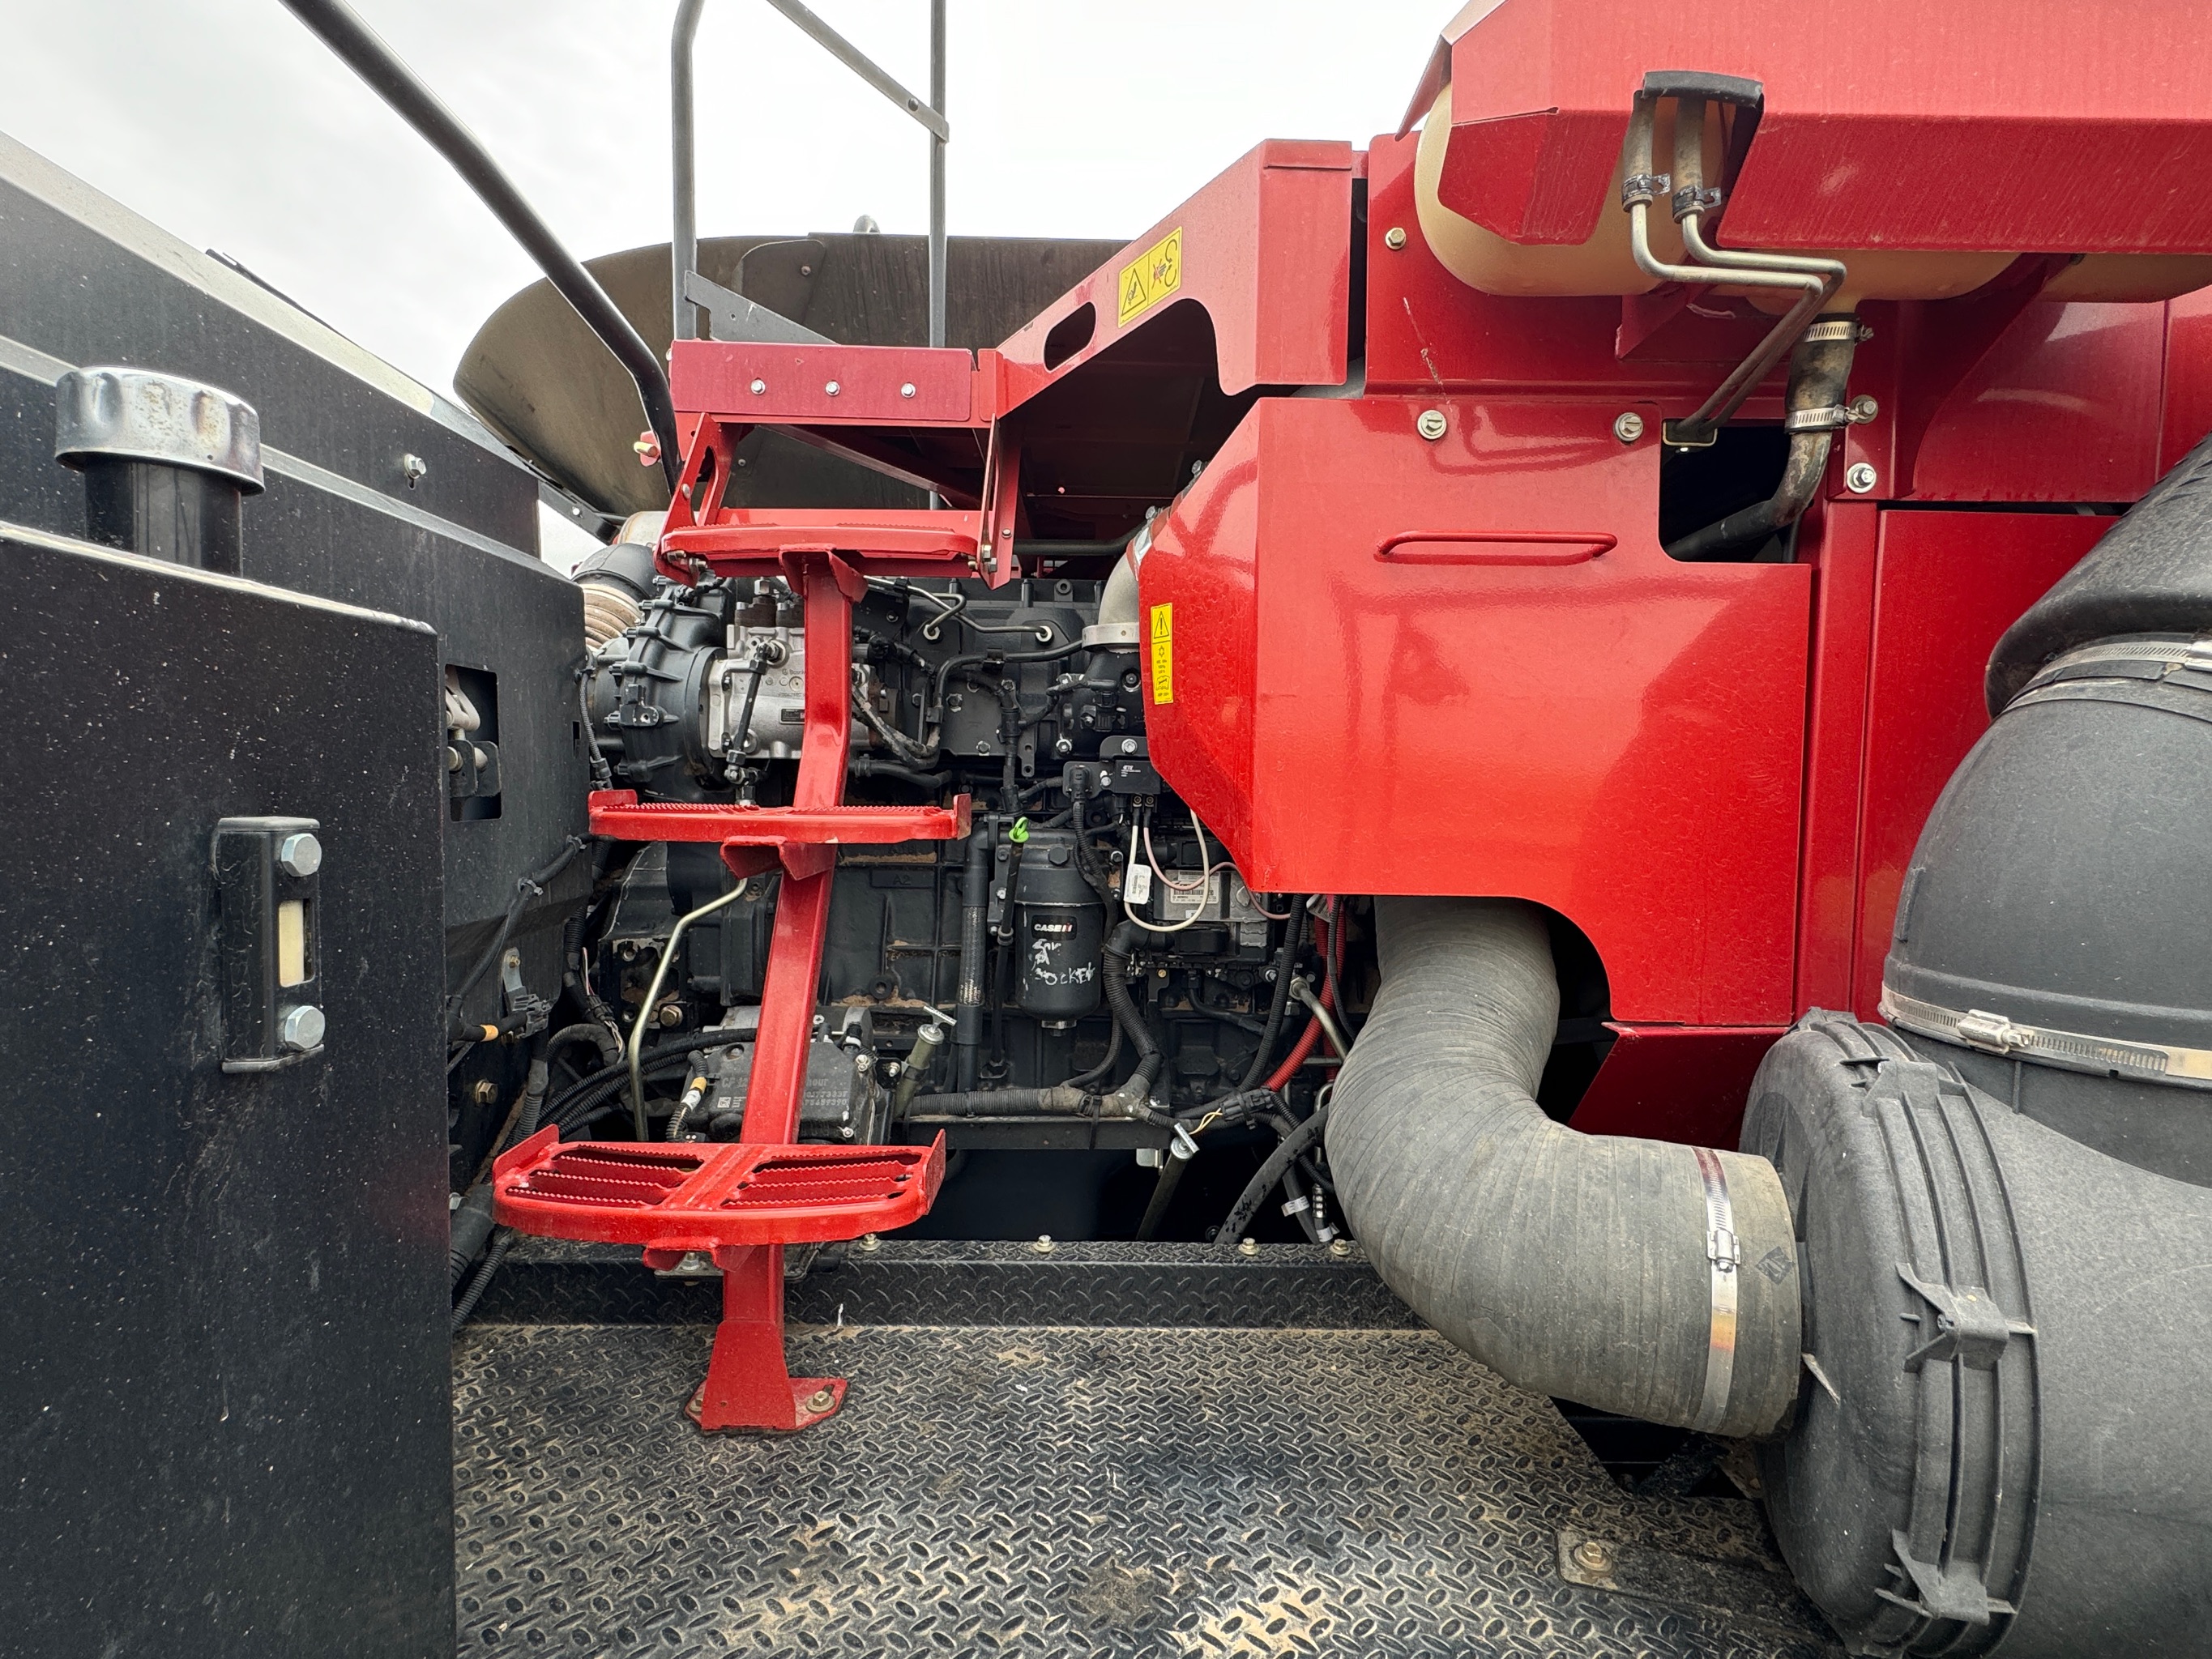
[1, 1, 1446, 560]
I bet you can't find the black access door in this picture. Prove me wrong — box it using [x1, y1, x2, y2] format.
[0, 523, 452, 1657]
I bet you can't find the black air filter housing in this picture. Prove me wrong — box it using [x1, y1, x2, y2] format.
[1881, 634, 2212, 1185]
[1745, 1015, 2212, 1658]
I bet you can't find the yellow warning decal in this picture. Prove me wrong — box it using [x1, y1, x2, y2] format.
[1148, 602, 1174, 704]
[1117, 227, 1183, 328]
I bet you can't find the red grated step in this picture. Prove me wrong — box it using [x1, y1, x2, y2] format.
[493, 1127, 947, 1252]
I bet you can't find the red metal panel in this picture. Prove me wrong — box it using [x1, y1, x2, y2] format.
[670, 341, 976, 424]
[1141, 394, 1812, 1026]
[1847, 510, 2109, 1015]
[1437, 0, 2212, 254]
[2163, 288, 2212, 476]
[1569, 1026, 1787, 1147]
[1908, 303, 2167, 504]
[997, 140, 1353, 400]
[587, 791, 971, 850]
[1791, 501, 1880, 1015]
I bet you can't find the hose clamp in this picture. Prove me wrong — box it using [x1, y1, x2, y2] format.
[1801, 318, 1861, 343]
[1691, 1145, 1740, 1432]
[1783, 404, 1851, 432]
[1621, 172, 1671, 210]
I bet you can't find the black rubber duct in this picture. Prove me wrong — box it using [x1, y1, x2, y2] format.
[1326, 898, 1800, 1438]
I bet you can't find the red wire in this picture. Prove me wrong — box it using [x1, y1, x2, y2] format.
[1264, 910, 1339, 1092]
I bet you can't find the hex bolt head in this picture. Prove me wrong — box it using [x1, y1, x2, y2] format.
[1845, 460, 1880, 494]
[899, 382, 916, 399]
[470, 1079, 498, 1105]
[1328, 1237, 1353, 1258]
[1573, 1538, 1615, 1574]
[1236, 1236, 1260, 1257]
[1612, 411, 1646, 445]
[823, 380, 841, 397]
[1383, 225, 1408, 251]
[749, 378, 767, 395]
[857, 1233, 882, 1253]
[804, 1388, 838, 1414]
[276, 831, 322, 877]
[400, 453, 429, 486]
[1416, 408, 1449, 441]
[279, 1004, 325, 1052]
[1847, 394, 1880, 423]
[1032, 1234, 1057, 1254]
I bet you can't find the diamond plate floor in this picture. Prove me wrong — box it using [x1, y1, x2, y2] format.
[454, 1322, 1836, 1657]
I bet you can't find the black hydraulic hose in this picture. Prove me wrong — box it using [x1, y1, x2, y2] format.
[1664, 315, 1860, 561]
[1214, 1101, 1330, 1251]
[905, 1085, 1100, 1119]
[1326, 898, 1801, 1437]
[278, 0, 683, 490]
[1238, 905, 1307, 1091]
[450, 1230, 511, 1333]
[932, 640, 1083, 707]
[848, 757, 952, 791]
[1103, 920, 1164, 1097]
[445, 835, 590, 1032]
[955, 824, 991, 1089]
[1062, 1018, 1124, 1091]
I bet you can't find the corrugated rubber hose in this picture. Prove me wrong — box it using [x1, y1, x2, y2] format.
[1326, 898, 1802, 1437]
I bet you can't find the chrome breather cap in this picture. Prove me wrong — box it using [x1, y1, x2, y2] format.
[54, 365, 264, 491]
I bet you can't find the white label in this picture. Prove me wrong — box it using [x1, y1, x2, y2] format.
[1124, 864, 1153, 906]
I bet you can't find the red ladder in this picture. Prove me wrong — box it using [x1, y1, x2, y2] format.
[496, 541, 975, 1431]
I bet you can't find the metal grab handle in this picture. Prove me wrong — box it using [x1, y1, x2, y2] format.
[673, 0, 950, 349]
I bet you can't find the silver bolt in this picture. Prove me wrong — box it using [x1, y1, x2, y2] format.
[1847, 394, 1880, 424]
[824, 380, 841, 397]
[1236, 1236, 1259, 1257]
[857, 1233, 882, 1252]
[1032, 1234, 1057, 1254]
[279, 1004, 325, 1052]
[1383, 225, 1407, 251]
[899, 382, 916, 399]
[1328, 1237, 1353, 1259]
[400, 453, 428, 487]
[1612, 411, 1646, 445]
[470, 1079, 498, 1105]
[1573, 1538, 1615, 1575]
[749, 378, 767, 396]
[276, 832, 322, 877]
[1857, 322, 1876, 342]
[804, 1387, 837, 1414]
[1845, 461, 1879, 494]
[1416, 408, 1448, 441]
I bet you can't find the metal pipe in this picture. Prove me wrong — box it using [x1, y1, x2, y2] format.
[929, 0, 948, 349]
[278, 0, 682, 491]
[627, 881, 749, 1137]
[672, 0, 707, 343]
[1620, 92, 1844, 446]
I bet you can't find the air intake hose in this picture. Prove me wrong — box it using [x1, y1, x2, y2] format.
[1327, 898, 1800, 1437]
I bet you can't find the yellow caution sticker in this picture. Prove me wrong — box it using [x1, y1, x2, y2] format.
[1117, 227, 1183, 328]
[1148, 602, 1174, 704]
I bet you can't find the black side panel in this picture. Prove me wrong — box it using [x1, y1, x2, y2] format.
[0, 527, 451, 1659]
[0, 134, 587, 998]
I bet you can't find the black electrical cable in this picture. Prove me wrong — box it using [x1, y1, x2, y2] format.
[1238, 905, 1309, 1091]
[276, 0, 683, 488]
[932, 640, 1084, 707]
[1212, 1101, 1330, 1253]
[446, 834, 591, 1033]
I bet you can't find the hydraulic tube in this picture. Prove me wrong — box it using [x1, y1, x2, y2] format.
[1326, 898, 1801, 1437]
[954, 823, 992, 1089]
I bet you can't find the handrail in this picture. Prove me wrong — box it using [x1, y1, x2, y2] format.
[280, 0, 683, 489]
[673, 0, 950, 348]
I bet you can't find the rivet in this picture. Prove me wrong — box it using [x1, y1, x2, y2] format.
[1846, 461, 1879, 494]
[1612, 411, 1646, 444]
[824, 380, 841, 397]
[899, 382, 916, 399]
[1416, 408, 1448, 441]
[749, 378, 767, 395]
[1383, 225, 1407, 251]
